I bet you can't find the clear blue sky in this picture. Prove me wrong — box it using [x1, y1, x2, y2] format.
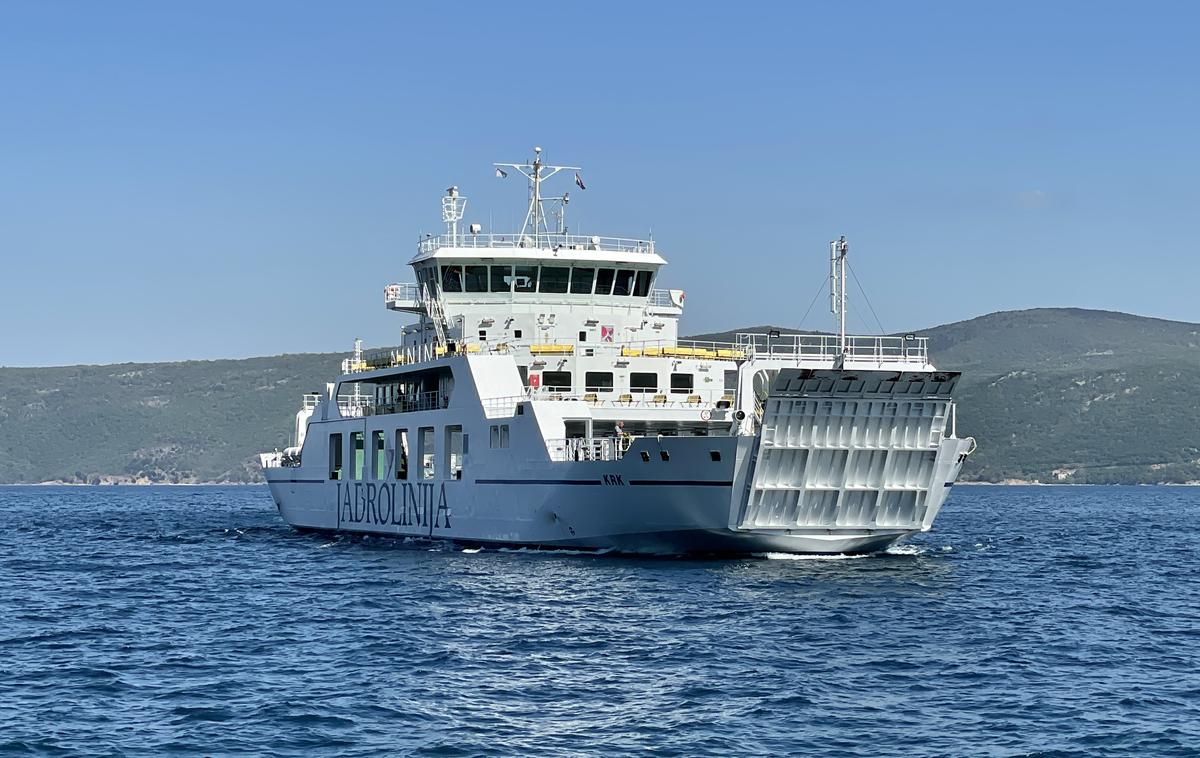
[2, 1, 1197, 366]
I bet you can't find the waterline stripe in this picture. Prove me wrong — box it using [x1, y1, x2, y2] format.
[628, 480, 732, 487]
[475, 479, 601, 486]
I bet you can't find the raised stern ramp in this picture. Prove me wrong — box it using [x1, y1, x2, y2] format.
[735, 368, 972, 536]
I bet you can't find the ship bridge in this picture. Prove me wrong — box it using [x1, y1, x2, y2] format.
[383, 148, 685, 352]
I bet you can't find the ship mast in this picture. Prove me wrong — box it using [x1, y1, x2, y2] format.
[829, 236, 848, 356]
[495, 146, 580, 247]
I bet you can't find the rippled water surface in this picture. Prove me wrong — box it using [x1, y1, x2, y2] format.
[1, 485, 1197, 756]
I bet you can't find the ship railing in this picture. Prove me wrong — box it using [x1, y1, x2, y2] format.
[364, 391, 447, 416]
[384, 283, 678, 311]
[481, 389, 728, 418]
[647, 288, 677, 308]
[336, 396, 373, 418]
[348, 344, 443, 373]
[735, 333, 929, 364]
[343, 333, 927, 375]
[547, 436, 640, 462]
[417, 233, 656, 256]
[384, 282, 424, 303]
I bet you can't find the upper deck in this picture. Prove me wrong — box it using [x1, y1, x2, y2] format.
[414, 233, 662, 263]
[342, 332, 932, 378]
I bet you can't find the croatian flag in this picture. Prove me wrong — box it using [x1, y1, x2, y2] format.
[495, 168, 508, 178]
[575, 172, 586, 190]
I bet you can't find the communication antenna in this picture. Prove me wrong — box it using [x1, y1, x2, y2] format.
[494, 146, 581, 247]
[829, 236, 848, 356]
[442, 186, 467, 246]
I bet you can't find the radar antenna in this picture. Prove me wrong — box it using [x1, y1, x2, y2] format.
[495, 146, 580, 247]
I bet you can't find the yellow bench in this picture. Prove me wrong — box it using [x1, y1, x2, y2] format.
[617, 394, 633, 405]
[651, 394, 667, 406]
[529, 344, 575, 356]
[583, 393, 599, 404]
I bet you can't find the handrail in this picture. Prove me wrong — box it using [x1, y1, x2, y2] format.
[735, 332, 929, 364]
[417, 233, 657, 256]
[342, 332, 930, 375]
[547, 435, 640, 462]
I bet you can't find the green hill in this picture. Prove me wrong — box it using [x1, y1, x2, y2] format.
[2, 308, 1197, 484]
[0, 353, 342, 483]
[693, 308, 1200, 484]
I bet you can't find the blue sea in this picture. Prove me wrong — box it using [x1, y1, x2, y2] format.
[1, 485, 1197, 757]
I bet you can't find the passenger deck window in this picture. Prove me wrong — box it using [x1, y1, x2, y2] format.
[539, 266, 569, 293]
[464, 265, 488, 293]
[514, 265, 537, 292]
[372, 431, 386, 479]
[350, 432, 365, 479]
[542, 371, 572, 392]
[630, 372, 657, 393]
[634, 270, 653, 297]
[595, 268, 615, 295]
[420, 427, 435, 480]
[613, 269, 635, 296]
[585, 372, 614, 392]
[670, 373, 694, 394]
[446, 425, 464, 479]
[328, 433, 343, 480]
[570, 267, 595, 294]
[440, 265, 463, 293]
[395, 429, 409, 480]
[490, 265, 513, 292]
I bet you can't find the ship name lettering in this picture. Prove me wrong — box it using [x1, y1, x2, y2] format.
[602, 473, 626, 486]
[336, 481, 450, 529]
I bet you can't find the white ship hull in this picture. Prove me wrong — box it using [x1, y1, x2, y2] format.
[264, 361, 973, 555]
[259, 152, 975, 555]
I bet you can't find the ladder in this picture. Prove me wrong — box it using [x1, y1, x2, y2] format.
[421, 283, 450, 346]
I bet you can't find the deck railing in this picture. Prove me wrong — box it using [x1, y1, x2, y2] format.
[547, 436, 639, 462]
[342, 335, 929, 376]
[417, 233, 656, 256]
[735, 333, 929, 364]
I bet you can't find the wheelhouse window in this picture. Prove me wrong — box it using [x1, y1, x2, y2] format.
[585, 371, 614, 392]
[542, 371, 572, 392]
[570, 267, 595, 294]
[613, 269, 635, 296]
[538, 266, 569, 293]
[490, 264, 513, 292]
[464, 265, 488, 293]
[514, 265, 537, 292]
[670, 373, 694, 394]
[630, 372, 657, 393]
[634, 270, 653, 297]
[440, 265, 463, 293]
[594, 268, 615, 295]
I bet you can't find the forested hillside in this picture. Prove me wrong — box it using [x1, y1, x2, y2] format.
[692, 309, 1200, 484]
[2, 308, 1197, 484]
[0, 353, 341, 483]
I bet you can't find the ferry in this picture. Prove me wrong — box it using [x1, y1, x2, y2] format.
[260, 148, 975, 554]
